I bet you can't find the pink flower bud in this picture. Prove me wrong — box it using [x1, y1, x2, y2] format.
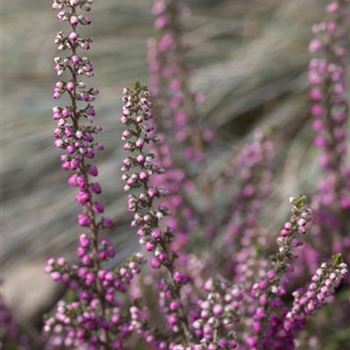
[94, 202, 105, 213]
[70, 16, 79, 25]
[71, 55, 80, 65]
[145, 241, 155, 251]
[150, 257, 161, 269]
[91, 182, 102, 194]
[68, 31, 78, 42]
[88, 166, 98, 177]
[78, 214, 90, 227]
[66, 82, 75, 92]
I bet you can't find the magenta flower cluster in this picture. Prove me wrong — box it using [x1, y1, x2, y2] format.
[117, 88, 347, 349]
[52, 0, 112, 232]
[148, 0, 212, 163]
[44, 236, 145, 349]
[220, 133, 274, 246]
[45, 0, 349, 348]
[309, 1, 350, 203]
[307, 0, 350, 270]
[120, 84, 193, 346]
[1, 0, 349, 350]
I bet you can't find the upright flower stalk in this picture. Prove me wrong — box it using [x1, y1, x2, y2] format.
[309, 0, 350, 241]
[211, 132, 274, 277]
[148, 0, 218, 256]
[47, 2, 147, 349]
[51, 0, 111, 331]
[242, 196, 312, 349]
[120, 83, 193, 346]
[148, 0, 211, 162]
[221, 132, 274, 244]
[150, 134, 199, 252]
[52, 0, 112, 237]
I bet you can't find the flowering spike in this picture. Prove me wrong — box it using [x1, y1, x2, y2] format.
[308, 0, 350, 273]
[46, 2, 148, 348]
[283, 256, 347, 337]
[309, 1, 350, 200]
[148, 0, 211, 162]
[38, 1, 350, 349]
[121, 83, 193, 345]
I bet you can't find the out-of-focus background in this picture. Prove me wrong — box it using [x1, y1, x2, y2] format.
[2, 0, 349, 330]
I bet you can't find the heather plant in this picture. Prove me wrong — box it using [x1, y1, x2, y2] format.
[1, 0, 349, 350]
[119, 84, 347, 350]
[297, 1, 350, 346]
[217, 133, 274, 273]
[146, 0, 207, 254]
[148, 0, 211, 163]
[308, 0, 350, 266]
[45, 1, 147, 348]
[121, 84, 196, 347]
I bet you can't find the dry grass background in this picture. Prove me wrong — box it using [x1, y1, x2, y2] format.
[2, 0, 349, 330]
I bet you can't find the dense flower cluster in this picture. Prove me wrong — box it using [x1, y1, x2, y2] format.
[284, 255, 347, 335]
[309, 0, 350, 246]
[44, 237, 145, 349]
[120, 83, 193, 347]
[192, 132, 273, 285]
[191, 278, 240, 349]
[119, 85, 346, 350]
[219, 133, 274, 248]
[242, 196, 313, 349]
[43, 0, 348, 349]
[147, 0, 211, 253]
[148, 0, 212, 162]
[2, 0, 349, 349]
[52, 0, 112, 232]
[45, 1, 146, 349]
[150, 133, 198, 252]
